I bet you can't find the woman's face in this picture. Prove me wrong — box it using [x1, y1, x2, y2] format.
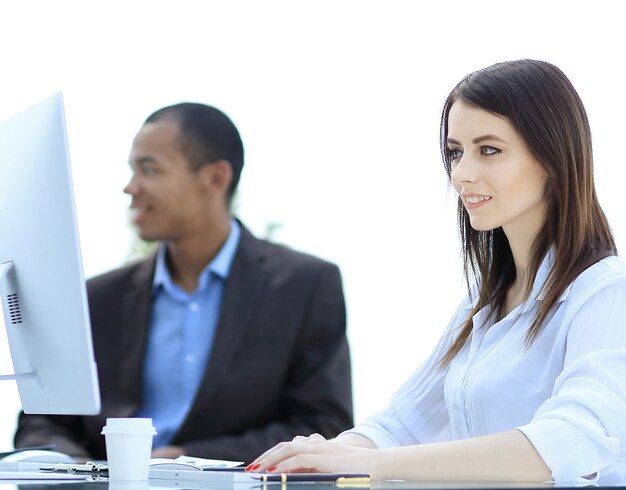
[447, 99, 548, 242]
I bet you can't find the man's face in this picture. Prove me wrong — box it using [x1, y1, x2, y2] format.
[125, 120, 207, 242]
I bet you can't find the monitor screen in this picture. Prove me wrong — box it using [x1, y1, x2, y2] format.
[0, 93, 101, 415]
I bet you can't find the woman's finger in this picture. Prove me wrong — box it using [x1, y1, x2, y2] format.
[248, 440, 291, 469]
[249, 434, 327, 469]
[253, 439, 328, 472]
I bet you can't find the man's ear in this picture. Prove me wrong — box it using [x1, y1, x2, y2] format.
[197, 159, 232, 196]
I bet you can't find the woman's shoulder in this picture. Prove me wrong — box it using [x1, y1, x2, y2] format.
[579, 255, 626, 283]
[567, 255, 626, 301]
[599, 254, 626, 275]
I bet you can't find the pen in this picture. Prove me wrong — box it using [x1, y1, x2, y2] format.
[259, 473, 371, 483]
[39, 462, 108, 475]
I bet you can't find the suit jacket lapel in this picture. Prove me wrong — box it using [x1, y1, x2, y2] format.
[118, 256, 155, 414]
[185, 224, 268, 413]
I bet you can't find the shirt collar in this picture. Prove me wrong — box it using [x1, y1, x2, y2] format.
[463, 248, 571, 311]
[152, 219, 241, 294]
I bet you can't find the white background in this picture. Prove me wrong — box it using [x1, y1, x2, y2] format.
[1, 0, 625, 453]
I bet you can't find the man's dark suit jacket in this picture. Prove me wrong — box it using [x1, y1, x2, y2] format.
[15, 223, 353, 463]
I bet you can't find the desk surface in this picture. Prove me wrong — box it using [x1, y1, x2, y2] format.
[0, 480, 625, 490]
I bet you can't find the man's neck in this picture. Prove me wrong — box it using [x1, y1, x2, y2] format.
[166, 216, 233, 293]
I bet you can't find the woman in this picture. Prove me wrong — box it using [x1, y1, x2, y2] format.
[249, 60, 626, 483]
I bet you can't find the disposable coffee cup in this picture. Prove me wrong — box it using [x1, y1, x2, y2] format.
[108, 481, 149, 490]
[101, 418, 156, 480]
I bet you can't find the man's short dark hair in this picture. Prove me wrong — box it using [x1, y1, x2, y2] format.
[145, 103, 244, 203]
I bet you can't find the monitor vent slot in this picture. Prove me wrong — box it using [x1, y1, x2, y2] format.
[7, 293, 23, 324]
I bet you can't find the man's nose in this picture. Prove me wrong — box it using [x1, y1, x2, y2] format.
[124, 174, 140, 195]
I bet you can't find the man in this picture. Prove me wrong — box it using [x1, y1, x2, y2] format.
[14, 103, 353, 463]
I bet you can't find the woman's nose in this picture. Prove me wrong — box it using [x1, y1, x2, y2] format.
[451, 155, 478, 186]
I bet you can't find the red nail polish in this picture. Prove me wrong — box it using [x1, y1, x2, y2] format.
[268, 466, 277, 472]
[245, 464, 254, 472]
[252, 463, 261, 471]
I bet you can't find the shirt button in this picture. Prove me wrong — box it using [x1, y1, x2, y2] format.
[189, 302, 199, 312]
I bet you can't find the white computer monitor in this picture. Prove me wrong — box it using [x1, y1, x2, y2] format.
[0, 93, 101, 415]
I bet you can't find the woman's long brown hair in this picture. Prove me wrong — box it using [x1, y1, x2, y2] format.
[438, 59, 616, 367]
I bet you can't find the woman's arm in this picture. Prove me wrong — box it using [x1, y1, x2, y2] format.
[376, 430, 550, 481]
[251, 430, 551, 482]
[335, 433, 377, 448]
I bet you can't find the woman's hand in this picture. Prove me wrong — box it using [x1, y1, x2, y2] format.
[248, 433, 379, 475]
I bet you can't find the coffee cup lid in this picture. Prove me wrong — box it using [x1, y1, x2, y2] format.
[101, 417, 156, 435]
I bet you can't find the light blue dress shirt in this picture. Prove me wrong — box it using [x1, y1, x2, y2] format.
[135, 220, 241, 448]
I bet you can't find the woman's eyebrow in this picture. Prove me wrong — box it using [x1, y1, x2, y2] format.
[446, 134, 507, 146]
[473, 134, 507, 144]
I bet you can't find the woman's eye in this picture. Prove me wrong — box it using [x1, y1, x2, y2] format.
[481, 146, 500, 156]
[448, 148, 463, 162]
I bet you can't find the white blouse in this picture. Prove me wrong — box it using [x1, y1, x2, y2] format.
[347, 254, 626, 483]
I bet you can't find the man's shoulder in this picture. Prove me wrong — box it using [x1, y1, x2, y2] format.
[243, 231, 338, 272]
[238, 234, 345, 304]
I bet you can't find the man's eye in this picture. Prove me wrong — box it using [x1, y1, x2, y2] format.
[141, 166, 158, 175]
[481, 146, 501, 156]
